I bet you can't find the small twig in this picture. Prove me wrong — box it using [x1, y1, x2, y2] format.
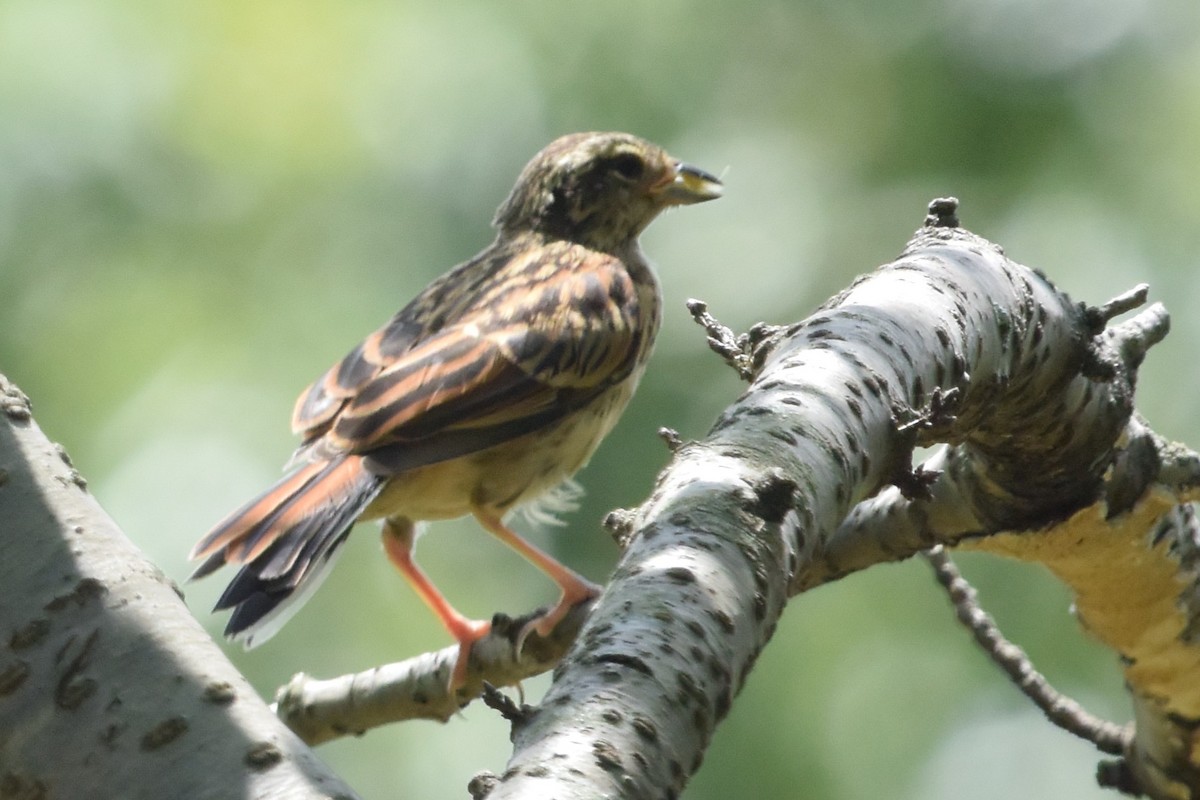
[467, 772, 499, 800]
[481, 682, 534, 726]
[894, 387, 960, 435]
[1089, 284, 1150, 329]
[888, 388, 959, 500]
[1095, 758, 1142, 797]
[602, 508, 636, 548]
[1110, 303, 1171, 372]
[924, 546, 1131, 756]
[686, 299, 755, 380]
[658, 427, 684, 452]
[924, 197, 960, 229]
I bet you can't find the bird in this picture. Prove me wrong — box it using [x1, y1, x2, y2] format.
[188, 131, 723, 689]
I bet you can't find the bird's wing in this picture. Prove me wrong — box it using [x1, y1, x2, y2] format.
[290, 300, 431, 438]
[290, 245, 510, 440]
[305, 245, 651, 472]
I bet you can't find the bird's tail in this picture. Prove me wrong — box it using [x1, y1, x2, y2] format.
[189, 455, 386, 647]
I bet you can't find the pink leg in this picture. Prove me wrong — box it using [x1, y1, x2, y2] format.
[473, 510, 601, 650]
[382, 520, 490, 691]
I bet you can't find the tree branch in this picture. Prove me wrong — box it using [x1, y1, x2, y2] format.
[0, 376, 358, 800]
[480, 199, 1178, 797]
[274, 601, 593, 744]
[923, 545, 1131, 754]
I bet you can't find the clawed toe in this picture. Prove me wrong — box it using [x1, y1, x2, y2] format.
[514, 582, 602, 654]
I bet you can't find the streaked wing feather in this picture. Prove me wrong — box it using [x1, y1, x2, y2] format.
[289, 246, 515, 438]
[232, 457, 376, 565]
[331, 336, 547, 447]
[189, 460, 330, 563]
[325, 251, 643, 462]
[291, 338, 389, 437]
[361, 403, 572, 474]
[190, 548, 230, 582]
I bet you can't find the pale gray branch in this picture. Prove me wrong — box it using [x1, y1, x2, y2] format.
[274, 600, 592, 744]
[0, 375, 358, 800]
[485, 201, 1181, 798]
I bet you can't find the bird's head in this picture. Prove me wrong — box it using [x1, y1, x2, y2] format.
[493, 132, 723, 252]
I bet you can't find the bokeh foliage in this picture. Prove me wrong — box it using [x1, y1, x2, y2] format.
[3, 0, 1199, 797]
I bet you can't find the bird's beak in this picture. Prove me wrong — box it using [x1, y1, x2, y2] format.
[650, 162, 724, 205]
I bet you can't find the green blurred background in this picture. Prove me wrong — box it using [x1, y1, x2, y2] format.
[4, 0, 1199, 797]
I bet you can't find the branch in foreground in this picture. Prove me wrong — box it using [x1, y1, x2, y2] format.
[0, 375, 357, 800]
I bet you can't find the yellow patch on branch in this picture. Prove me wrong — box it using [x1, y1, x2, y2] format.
[959, 488, 1200, 718]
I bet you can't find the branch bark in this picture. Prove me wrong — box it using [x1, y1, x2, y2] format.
[476, 199, 1198, 798]
[0, 379, 358, 800]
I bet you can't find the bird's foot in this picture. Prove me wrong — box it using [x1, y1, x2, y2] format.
[514, 579, 602, 655]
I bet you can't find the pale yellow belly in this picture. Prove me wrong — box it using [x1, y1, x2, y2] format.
[361, 376, 639, 523]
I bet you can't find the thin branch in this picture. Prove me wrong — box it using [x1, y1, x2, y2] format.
[1093, 283, 1149, 325]
[274, 600, 593, 745]
[658, 426, 684, 452]
[686, 298, 756, 380]
[479, 682, 534, 725]
[924, 546, 1131, 755]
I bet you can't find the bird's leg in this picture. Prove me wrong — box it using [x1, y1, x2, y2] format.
[382, 519, 490, 691]
[473, 510, 602, 653]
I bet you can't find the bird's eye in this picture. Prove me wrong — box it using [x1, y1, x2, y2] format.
[608, 153, 645, 181]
